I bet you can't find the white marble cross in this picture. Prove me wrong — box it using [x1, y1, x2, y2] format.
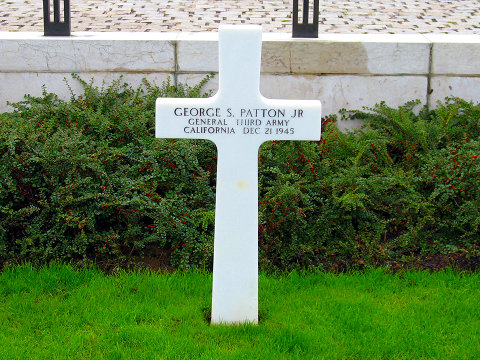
[156, 25, 321, 324]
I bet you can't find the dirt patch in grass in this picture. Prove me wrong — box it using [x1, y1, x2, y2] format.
[388, 252, 480, 272]
[129, 245, 480, 274]
[20, 244, 476, 275]
[319, 252, 480, 273]
[134, 244, 176, 273]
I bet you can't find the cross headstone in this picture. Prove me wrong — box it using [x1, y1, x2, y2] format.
[156, 25, 321, 324]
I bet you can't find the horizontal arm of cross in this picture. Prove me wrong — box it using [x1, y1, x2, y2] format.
[156, 95, 321, 148]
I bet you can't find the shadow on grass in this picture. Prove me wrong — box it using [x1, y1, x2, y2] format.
[201, 304, 268, 325]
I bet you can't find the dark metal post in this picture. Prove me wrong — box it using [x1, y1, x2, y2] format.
[292, 0, 319, 38]
[43, 0, 71, 36]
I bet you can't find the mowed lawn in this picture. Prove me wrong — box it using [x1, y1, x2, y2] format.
[0, 264, 479, 359]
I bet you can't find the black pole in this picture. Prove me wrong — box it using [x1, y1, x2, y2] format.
[54, 0, 60, 23]
[292, 0, 319, 38]
[293, 0, 299, 28]
[43, 0, 71, 36]
[303, 0, 309, 26]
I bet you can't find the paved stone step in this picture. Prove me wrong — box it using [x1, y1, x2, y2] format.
[2, 0, 480, 34]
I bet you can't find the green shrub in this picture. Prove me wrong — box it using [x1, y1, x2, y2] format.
[0, 75, 217, 269]
[1, 74, 479, 272]
[258, 99, 480, 271]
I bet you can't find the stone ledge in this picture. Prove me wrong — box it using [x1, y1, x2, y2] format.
[178, 72, 428, 122]
[426, 34, 480, 75]
[176, 32, 432, 74]
[0, 72, 171, 111]
[1, 32, 480, 119]
[3, 32, 479, 76]
[0, 32, 176, 72]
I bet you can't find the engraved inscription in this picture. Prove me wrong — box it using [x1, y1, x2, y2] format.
[173, 106, 305, 137]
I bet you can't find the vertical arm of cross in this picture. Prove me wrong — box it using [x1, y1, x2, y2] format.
[217, 25, 262, 102]
[156, 25, 321, 326]
[211, 138, 261, 324]
[209, 25, 264, 324]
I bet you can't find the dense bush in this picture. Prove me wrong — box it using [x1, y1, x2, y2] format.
[258, 99, 480, 271]
[0, 75, 217, 269]
[1, 76, 479, 271]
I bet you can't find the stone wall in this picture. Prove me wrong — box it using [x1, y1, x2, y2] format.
[1, 32, 479, 130]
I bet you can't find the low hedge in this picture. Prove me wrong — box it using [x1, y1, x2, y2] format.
[1, 75, 479, 271]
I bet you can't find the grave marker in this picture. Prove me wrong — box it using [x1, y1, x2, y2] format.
[156, 25, 321, 324]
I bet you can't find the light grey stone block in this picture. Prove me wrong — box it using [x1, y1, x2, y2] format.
[0, 32, 176, 72]
[0, 72, 172, 112]
[430, 76, 480, 104]
[427, 34, 480, 75]
[260, 74, 428, 131]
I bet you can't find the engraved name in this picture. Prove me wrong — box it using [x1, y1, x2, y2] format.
[173, 107, 305, 136]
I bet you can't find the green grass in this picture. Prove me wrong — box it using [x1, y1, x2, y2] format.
[0, 264, 479, 359]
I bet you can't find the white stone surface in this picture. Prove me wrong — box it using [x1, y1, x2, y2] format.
[177, 73, 219, 96]
[168, 72, 429, 131]
[260, 74, 428, 131]
[0, 32, 175, 72]
[263, 33, 431, 75]
[430, 76, 480, 104]
[176, 33, 218, 72]
[287, 39, 430, 75]
[175, 33, 430, 75]
[156, 26, 321, 324]
[427, 34, 480, 75]
[261, 41, 291, 73]
[2, 31, 479, 122]
[0, 72, 171, 113]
